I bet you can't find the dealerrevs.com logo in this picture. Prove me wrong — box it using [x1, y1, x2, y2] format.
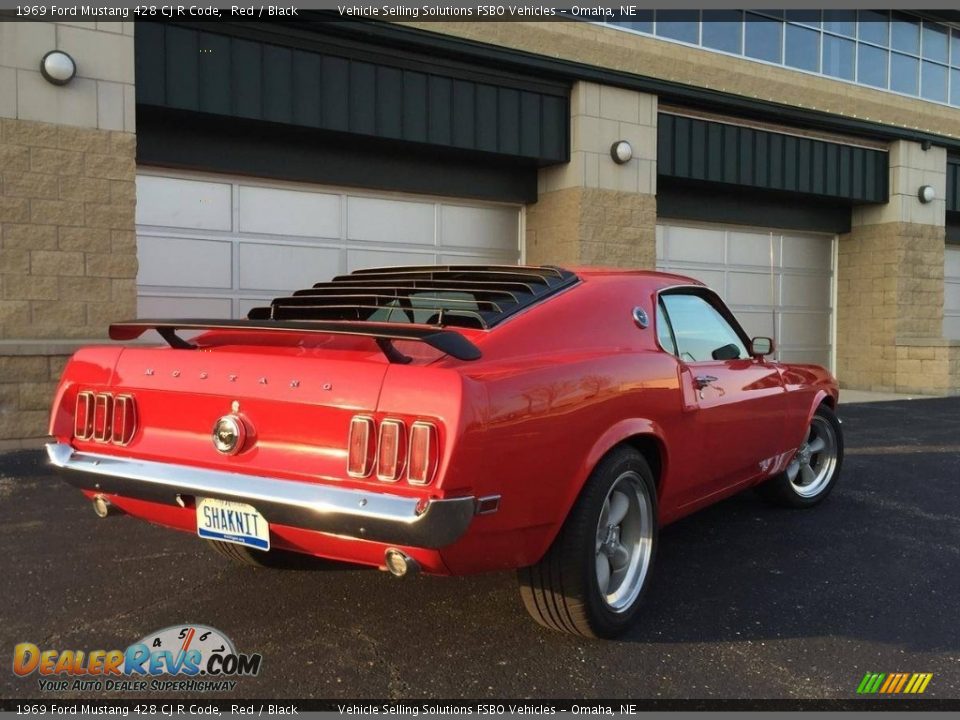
[13, 625, 262, 693]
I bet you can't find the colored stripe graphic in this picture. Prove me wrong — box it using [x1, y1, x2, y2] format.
[857, 672, 932, 694]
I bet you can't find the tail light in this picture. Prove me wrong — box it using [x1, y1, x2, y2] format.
[74, 391, 94, 440]
[346, 417, 440, 485]
[407, 421, 439, 486]
[376, 420, 406, 482]
[111, 395, 137, 446]
[74, 390, 137, 445]
[347, 416, 376, 478]
[92, 393, 112, 442]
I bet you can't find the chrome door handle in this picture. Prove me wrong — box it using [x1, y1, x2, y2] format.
[694, 375, 718, 389]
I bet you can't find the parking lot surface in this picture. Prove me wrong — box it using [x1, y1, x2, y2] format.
[1, 398, 958, 701]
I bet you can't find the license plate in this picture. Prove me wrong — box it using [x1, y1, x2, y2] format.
[196, 497, 270, 551]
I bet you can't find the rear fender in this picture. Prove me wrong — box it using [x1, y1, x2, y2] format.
[48, 347, 124, 439]
[533, 418, 667, 560]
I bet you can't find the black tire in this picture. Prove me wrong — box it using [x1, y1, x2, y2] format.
[518, 447, 658, 639]
[756, 403, 844, 508]
[206, 540, 305, 569]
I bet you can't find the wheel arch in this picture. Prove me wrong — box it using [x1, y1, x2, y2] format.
[580, 419, 668, 501]
[519, 419, 668, 569]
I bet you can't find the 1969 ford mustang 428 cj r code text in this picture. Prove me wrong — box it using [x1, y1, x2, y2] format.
[48, 265, 843, 638]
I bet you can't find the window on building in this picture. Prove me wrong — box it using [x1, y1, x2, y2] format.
[605, 10, 960, 108]
[702, 10, 742, 54]
[786, 24, 820, 72]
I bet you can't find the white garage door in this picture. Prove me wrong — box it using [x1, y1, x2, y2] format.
[656, 222, 836, 370]
[946, 244, 960, 340]
[135, 170, 522, 319]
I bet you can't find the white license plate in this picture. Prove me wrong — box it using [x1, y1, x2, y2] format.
[196, 497, 270, 551]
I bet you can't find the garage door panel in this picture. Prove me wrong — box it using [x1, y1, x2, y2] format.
[662, 225, 725, 263]
[138, 295, 233, 319]
[137, 237, 233, 289]
[942, 280, 960, 308]
[137, 170, 521, 320]
[944, 316, 960, 339]
[238, 296, 275, 318]
[239, 243, 342, 291]
[347, 197, 435, 245]
[657, 221, 834, 370]
[136, 176, 232, 231]
[778, 347, 830, 368]
[781, 311, 831, 347]
[944, 246, 960, 276]
[671, 267, 726, 291]
[726, 271, 777, 306]
[782, 233, 833, 270]
[439, 252, 514, 265]
[347, 248, 436, 272]
[781, 274, 833, 309]
[733, 310, 776, 339]
[238, 186, 340, 238]
[440, 205, 517, 252]
[727, 230, 780, 267]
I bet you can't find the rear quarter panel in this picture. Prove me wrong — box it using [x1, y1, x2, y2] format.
[437, 275, 691, 573]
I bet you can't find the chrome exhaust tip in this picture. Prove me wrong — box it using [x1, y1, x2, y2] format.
[384, 548, 420, 577]
[92, 494, 113, 518]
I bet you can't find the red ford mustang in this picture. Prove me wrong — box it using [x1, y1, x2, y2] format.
[47, 265, 843, 638]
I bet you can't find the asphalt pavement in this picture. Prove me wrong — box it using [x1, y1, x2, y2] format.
[1, 397, 958, 701]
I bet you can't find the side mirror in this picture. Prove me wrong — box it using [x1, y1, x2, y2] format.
[750, 336, 775, 357]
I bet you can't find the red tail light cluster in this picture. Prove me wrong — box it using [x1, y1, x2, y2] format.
[75, 391, 138, 446]
[348, 416, 439, 485]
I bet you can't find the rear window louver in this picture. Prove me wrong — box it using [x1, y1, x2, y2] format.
[248, 265, 579, 330]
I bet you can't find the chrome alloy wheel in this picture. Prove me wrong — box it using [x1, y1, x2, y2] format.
[594, 471, 654, 612]
[787, 415, 839, 498]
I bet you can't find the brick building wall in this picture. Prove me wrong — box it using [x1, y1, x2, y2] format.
[0, 22, 137, 450]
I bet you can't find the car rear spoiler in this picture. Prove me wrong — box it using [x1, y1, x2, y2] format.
[108, 319, 482, 362]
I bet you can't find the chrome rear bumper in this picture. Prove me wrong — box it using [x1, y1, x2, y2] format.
[46, 443, 475, 549]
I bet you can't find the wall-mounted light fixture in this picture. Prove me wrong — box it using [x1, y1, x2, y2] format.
[40, 50, 77, 86]
[918, 185, 936, 204]
[610, 140, 633, 165]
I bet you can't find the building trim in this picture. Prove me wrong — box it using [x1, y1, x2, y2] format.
[308, 16, 960, 153]
[658, 113, 888, 205]
[136, 107, 539, 204]
[135, 21, 569, 166]
[948, 157, 960, 214]
[657, 179, 852, 235]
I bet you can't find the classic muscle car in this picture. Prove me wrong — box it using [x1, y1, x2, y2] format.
[47, 265, 843, 638]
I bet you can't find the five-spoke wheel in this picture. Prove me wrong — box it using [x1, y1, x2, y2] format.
[518, 447, 658, 638]
[594, 472, 654, 613]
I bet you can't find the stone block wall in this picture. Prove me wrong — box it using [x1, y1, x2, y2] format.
[527, 82, 658, 271]
[0, 22, 137, 450]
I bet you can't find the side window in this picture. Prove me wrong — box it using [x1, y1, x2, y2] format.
[660, 293, 748, 362]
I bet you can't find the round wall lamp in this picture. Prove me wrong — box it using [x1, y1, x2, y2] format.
[918, 185, 936, 204]
[610, 140, 633, 165]
[40, 50, 77, 86]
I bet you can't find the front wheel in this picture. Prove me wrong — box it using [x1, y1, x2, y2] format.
[757, 403, 844, 508]
[518, 447, 658, 638]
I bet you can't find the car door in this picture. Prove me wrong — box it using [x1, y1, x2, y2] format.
[657, 289, 787, 506]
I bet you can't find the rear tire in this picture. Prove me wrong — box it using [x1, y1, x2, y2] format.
[518, 447, 658, 638]
[756, 403, 844, 508]
[206, 540, 303, 568]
